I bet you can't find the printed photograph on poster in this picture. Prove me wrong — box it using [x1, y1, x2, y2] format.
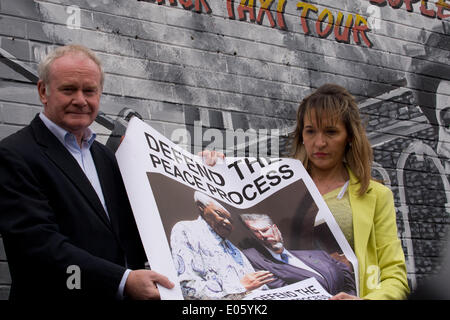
[116, 117, 359, 300]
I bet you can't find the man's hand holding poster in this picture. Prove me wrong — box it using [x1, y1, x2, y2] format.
[116, 117, 358, 300]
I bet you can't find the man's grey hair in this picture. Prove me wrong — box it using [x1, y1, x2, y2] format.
[38, 44, 105, 89]
[240, 213, 273, 225]
[194, 191, 227, 212]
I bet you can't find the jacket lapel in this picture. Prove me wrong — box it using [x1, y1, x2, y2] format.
[262, 250, 332, 292]
[31, 116, 113, 230]
[90, 143, 122, 238]
[347, 169, 376, 272]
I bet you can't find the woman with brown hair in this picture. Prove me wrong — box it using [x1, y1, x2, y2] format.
[202, 83, 409, 299]
[291, 83, 409, 299]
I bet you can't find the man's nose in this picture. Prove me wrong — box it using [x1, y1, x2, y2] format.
[258, 230, 270, 239]
[72, 90, 88, 106]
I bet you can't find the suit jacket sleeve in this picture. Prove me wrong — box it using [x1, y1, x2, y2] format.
[319, 251, 356, 296]
[0, 145, 126, 299]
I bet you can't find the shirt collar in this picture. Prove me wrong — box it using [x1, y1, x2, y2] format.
[39, 112, 97, 149]
[265, 246, 290, 261]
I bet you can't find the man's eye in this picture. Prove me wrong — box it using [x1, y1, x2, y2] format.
[83, 90, 97, 96]
[215, 211, 228, 219]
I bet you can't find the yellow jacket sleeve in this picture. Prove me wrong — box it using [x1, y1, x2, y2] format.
[349, 170, 410, 299]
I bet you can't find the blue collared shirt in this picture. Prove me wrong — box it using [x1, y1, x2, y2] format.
[39, 112, 108, 216]
[265, 246, 324, 279]
[39, 112, 130, 299]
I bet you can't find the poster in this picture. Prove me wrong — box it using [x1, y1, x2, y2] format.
[116, 117, 358, 300]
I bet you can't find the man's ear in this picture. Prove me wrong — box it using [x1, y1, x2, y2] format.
[37, 80, 48, 106]
[197, 203, 205, 210]
[196, 201, 205, 213]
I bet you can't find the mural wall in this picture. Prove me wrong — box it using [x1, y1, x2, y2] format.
[0, 0, 449, 299]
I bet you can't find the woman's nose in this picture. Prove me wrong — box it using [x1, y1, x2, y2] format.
[315, 133, 327, 147]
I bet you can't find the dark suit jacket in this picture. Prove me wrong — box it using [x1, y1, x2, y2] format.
[243, 247, 356, 296]
[0, 115, 146, 300]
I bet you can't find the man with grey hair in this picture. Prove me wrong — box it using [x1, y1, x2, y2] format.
[0, 44, 173, 300]
[240, 213, 356, 296]
[170, 191, 273, 299]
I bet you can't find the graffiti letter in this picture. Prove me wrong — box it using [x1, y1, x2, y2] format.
[66, 5, 81, 30]
[353, 14, 373, 47]
[420, 0, 436, 18]
[179, 0, 194, 10]
[296, 2, 318, 35]
[403, 0, 421, 11]
[194, 0, 212, 13]
[257, 0, 276, 28]
[141, 0, 177, 5]
[335, 12, 353, 43]
[367, 5, 381, 30]
[238, 0, 256, 22]
[369, 0, 387, 5]
[316, 8, 334, 38]
[66, 265, 81, 290]
[227, 0, 236, 19]
[437, 0, 450, 19]
[387, 0, 403, 8]
[276, 0, 287, 30]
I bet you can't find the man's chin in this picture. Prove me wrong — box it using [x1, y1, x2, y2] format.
[64, 118, 95, 131]
[270, 242, 284, 251]
[216, 227, 232, 239]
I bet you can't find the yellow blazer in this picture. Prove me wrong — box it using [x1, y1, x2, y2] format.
[348, 169, 410, 299]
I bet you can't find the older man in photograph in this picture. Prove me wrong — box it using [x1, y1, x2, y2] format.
[170, 191, 273, 299]
[241, 213, 356, 296]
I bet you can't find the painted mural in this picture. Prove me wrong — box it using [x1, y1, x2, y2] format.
[0, 0, 449, 298]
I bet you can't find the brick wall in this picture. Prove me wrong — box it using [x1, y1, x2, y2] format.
[0, 0, 449, 299]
